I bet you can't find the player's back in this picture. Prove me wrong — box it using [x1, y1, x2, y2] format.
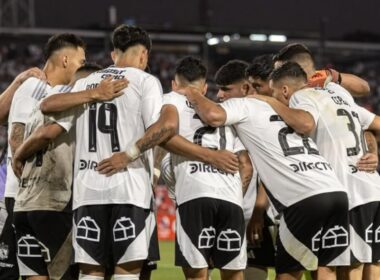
[221, 97, 345, 213]
[163, 91, 243, 206]
[71, 66, 163, 209]
[290, 83, 380, 208]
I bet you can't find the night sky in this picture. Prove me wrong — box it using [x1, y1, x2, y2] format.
[34, 0, 380, 40]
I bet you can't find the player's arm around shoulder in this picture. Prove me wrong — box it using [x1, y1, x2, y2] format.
[97, 104, 179, 177]
[254, 92, 316, 135]
[185, 87, 227, 127]
[340, 72, 370, 97]
[0, 68, 45, 124]
[40, 77, 128, 114]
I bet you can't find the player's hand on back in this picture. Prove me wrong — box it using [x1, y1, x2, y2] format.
[209, 149, 239, 174]
[97, 151, 131, 176]
[91, 77, 129, 101]
[357, 152, 378, 173]
[15, 67, 46, 85]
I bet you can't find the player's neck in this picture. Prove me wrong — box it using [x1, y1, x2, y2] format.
[114, 56, 143, 70]
[43, 62, 68, 86]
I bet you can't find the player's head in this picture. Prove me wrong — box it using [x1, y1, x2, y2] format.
[172, 56, 208, 95]
[273, 43, 315, 77]
[44, 33, 86, 84]
[246, 54, 274, 96]
[111, 24, 151, 70]
[69, 62, 103, 86]
[269, 61, 308, 105]
[215, 60, 254, 101]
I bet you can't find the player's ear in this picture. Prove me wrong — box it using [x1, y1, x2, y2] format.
[63, 55, 68, 68]
[282, 85, 289, 98]
[202, 83, 208, 96]
[172, 80, 178, 91]
[111, 51, 116, 63]
[241, 82, 250, 96]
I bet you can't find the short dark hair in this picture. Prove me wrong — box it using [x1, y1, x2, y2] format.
[76, 63, 102, 74]
[215, 60, 249, 86]
[44, 33, 85, 60]
[269, 61, 307, 84]
[112, 24, 151, 53]
[273, 43, 313, 63]
[246, 54, 274, 81]
[175, 56, 207, 83]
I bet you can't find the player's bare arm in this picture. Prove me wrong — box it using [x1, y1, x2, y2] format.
[340, 73, 370, 97]
[237, 150, 253, 195]
[9, 123, 25, 156]
[162, 134, 239, 173]
[185, 87, 227, 127]
[97, 104, 178, 176]
[0, 67, 46, 124]
[356, 131, 378, 172]
[246, 182, 269, 247]
[12, 123, 64, 178]
[40, 77, 128, 114]
[253, 94, 316, 135]
[309, 69, 370, 97]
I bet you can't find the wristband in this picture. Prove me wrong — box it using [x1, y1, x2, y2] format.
[125, 144, 141, 161]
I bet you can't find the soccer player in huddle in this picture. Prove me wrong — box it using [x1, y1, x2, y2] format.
[214, 59, 277, 280]
[0, 67, 47, 280]
[159, 57, 251, 280]
[258, 48, 380, 280]
[5, 33, 86, 280]
[183, 67, 352, 279]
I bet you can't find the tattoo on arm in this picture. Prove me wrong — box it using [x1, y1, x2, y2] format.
[137, 126, 175, 154]
[10, 123, 25, 155]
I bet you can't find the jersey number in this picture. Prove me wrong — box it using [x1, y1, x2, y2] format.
[270, 115, 319, 156]
[336, 108, 366, 156]
[88, 103, 120, 152]
[193, 114, 226, 150]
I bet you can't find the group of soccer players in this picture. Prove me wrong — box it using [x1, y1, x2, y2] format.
[0, 22, 379, 280]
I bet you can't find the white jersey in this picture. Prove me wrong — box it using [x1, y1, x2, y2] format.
[60, 66, 163, 209]
[163, 91, 244, 207]
[5, 77, 71, 198]
[221, 98, 346, 213]
[14, 86, 74, 212]
[290, 83, 378, 209]
[160, 153, 176, 201]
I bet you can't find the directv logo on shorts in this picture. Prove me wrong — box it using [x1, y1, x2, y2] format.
[80, 159, 98, 171]
[189, 163, 230, 175]
[289, 161, 332, 173]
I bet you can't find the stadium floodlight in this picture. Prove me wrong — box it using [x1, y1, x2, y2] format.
[207, 37, 220, 46]
[268, 34, 287, 42]
[249, 34, 267, 42]
[223, 35, 231, 43]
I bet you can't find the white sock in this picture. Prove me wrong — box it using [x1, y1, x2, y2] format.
[113, 273, 140, 280]
[79, 274, 104, 280]
[244, 267, 268, 280]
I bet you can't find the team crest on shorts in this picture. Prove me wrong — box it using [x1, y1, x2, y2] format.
[0, 242, 9, 260]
